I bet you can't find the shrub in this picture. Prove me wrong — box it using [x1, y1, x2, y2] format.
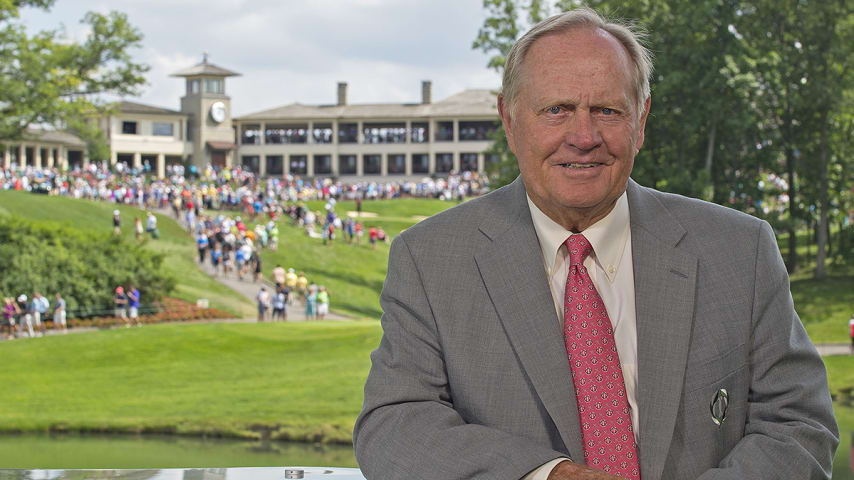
[0, 215, 175, 314]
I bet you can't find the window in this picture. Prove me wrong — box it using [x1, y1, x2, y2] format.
[339, 154, 357, 175]
[363, 122, 406, 144]
[241, 155, 260, 173]
[388, 154, 406, 174]
[117, 153, 133, 165]
[289, 155, 307, 175]
[338, 123, 358, 143]
[461, 153, 479, 172]
[241, 124, 261, 145]
[152, 122, 174, 136]
[313, 123, 333, 144]
[410, 122, 429, 143]
[435, 153, 454, 173]
[435, 121, 454, 141]
[485, 154, 500, 168]
[205, 78, 223, 94]
[188, 79, 200, 94]
[265, 124, 307, 144]
[363, 154, 381, 175]
[459, 121, 499, 141]
[314, 155, 332, 175]
[122, 121, 137, 135]
[266, 155, 284, 176]
[412, 154, 429, 174]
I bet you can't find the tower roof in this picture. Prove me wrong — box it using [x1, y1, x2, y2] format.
[170, 54, 240, 78]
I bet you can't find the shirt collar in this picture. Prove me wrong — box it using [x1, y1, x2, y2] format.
[527, 191, 631, 283]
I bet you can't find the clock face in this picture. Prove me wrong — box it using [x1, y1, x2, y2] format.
[210, 101, 227, 123]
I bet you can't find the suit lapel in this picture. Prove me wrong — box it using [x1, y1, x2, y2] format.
[474, 178, 585, 459]
[627, 181, 698, 480]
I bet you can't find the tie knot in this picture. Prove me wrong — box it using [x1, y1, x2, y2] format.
[565, 234, 593, 266]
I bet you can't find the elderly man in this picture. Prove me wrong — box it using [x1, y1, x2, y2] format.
[354, 7, 837, 480]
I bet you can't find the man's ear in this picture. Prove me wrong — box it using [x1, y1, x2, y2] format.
[497, 94, 514, 152]
[635, 96, 651, 152]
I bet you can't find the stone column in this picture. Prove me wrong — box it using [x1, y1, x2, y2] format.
[18, 144, 25, 167]
[381, 153, 388, 177]
[405, 152, 412, 176]
[478, 152, 485, 173]
[259, 155, 267, 177]
[331, 153, 339, 176]
[2, 144, 9, 169]
[34, 146, 42, 168]
[307, 122, 314, 145]
[356, 154, 364, 176]
[428, 152, 436, 174]
[157, 153, 166, 178]
[110, 150, 118, 166]
[453, 152, 460, 173]
[453, 119, 459, 143]
[259, 122, 266, 145]
[133, 152, 142, 170]
[306, 155, 314, 177]
[57, 147, 67, 170]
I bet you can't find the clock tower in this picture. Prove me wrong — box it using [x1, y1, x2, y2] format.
[171, 54, 240, 170]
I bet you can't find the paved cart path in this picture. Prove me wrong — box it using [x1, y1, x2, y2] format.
[196, 255, 351, 323]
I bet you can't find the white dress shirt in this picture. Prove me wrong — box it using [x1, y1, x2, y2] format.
[522, 192, 639, 480]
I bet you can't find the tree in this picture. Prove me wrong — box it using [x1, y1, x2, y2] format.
[0, 1, 148, 160]
[736, 0, 854, 275]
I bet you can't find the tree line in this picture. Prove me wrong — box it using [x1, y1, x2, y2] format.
[475, 0, 853, 278]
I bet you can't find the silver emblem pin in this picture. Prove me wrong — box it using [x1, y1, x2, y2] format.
[710, 388, 728, 426]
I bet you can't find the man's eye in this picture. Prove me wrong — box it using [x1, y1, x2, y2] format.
[602, 107, 615, 115]
[547, 106, 562, 114]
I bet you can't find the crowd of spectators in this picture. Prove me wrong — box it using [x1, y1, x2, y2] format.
[0, 162, 489, 211]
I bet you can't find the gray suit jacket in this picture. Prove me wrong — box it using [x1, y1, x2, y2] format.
[354, 177, 837, 480]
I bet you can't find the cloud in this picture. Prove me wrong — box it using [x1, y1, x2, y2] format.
[19, 0, 501, 116]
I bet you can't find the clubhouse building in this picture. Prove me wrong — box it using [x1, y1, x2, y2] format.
[2, 56, 501, 180]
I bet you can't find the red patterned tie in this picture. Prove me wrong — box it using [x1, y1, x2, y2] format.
[563, 234, 640, 479]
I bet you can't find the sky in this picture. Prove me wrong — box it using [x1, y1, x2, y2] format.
[20, 0, 503, 117]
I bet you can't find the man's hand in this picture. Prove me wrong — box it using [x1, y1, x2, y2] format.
[547, 460, 625, 480]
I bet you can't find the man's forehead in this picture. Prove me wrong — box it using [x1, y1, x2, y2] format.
[530, 26, 633, 71]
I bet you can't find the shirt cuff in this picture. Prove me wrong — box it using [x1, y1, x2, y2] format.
[521, 457, 570, 480]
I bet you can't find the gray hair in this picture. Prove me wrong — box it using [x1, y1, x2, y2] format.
[501, 7, 653, 118]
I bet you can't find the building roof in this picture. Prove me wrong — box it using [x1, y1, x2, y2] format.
[22, 127, 86, 147]
[171, 58, 241, 78]
[235, 89, 499, 122]
[117, 100, 185, 116]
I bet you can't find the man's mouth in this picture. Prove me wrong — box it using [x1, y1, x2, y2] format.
[558, 163, 601, 169]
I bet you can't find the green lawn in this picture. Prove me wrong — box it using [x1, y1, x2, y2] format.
[0, 321, 381, 443]
[0, 191, 255, 318]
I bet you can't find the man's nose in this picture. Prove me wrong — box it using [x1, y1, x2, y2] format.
[565, 110, 602, 152]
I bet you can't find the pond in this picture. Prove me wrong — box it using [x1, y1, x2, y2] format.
[0, 434, 356, 469]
